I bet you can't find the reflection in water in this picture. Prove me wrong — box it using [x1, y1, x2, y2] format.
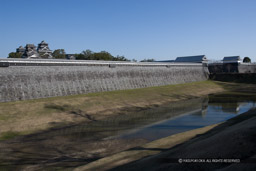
[117, 94, 256, 141]
[0, 93, 256, 170]
[210, 102, 246, 114]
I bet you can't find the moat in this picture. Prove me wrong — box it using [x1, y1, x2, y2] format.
[0, 91, 256, 170]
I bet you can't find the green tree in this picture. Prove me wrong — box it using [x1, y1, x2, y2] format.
[140, 58, 155, 62]
[75, 53, 86, 60]
[114, 55, 129, 61]
[75, 50, 130, 61]
[93, 51, 114, 60]
[8, 52, 22, 58]
[52, 49, 66, 59]
[81, 49, 94, 60]
[243, 57, 251, 63]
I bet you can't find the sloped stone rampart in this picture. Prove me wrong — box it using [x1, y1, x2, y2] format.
[0, 59, 208, 102]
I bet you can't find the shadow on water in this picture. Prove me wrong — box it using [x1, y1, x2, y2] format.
[0, 92, 256, 170]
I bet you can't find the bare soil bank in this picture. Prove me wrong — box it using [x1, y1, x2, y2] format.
[0, 80, 235, 139]
[110, 108, 256, 171]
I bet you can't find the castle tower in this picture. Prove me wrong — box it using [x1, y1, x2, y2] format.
[16, 46, 25, 53]
[23, 44, 40, 58]
[37, 40, 53, 58]
[16, 46, 25, 56]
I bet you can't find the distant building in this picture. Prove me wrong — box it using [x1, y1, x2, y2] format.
[175, 55, 207, 63]
[65, 54, 76, 60]
[156, 60, 175, 62]
[222, 56, 241, 63]
[16, 41, 52, 59]
[22, 44, 40, 58]
[37, 41, 53, 58]
[16, 46, 25, 54]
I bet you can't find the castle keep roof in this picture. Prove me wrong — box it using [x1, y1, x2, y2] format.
[16, 46, 25, 53]
[16, 41, 52, 59]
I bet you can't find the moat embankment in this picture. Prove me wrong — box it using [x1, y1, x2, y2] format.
[1, 81, 256, 170]
[0, 80, 255, 139]
[0, 81, 226, 139]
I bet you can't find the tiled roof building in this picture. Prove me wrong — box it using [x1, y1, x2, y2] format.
[22, 44, 40, 58]
[37, 41, 53, 58]
[223, 56, 241, 63]
[16, 41, 52, 59]
[16, 46, 25, 54]
[175, 55, 207, 63]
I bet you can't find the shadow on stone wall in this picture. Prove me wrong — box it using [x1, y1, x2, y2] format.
[210, 73, 256, 84]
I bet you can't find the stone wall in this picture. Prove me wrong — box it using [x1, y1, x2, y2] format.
[209, 73, 256, 83]
[0, 59, 208, 102]
[238, 63, 256, 73]
[208, 63, 256, 74]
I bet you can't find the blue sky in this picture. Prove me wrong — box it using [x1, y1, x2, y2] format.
[0, 0, 256, 61]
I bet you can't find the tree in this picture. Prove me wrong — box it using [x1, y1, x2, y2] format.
[8, 52, 22, 58]
[75, 50, 130, 61]
[93, 51, 113, 60]
[75, 53, 86, 60]
[81, 49, 94, 60]
[243, 57, 251, 63]
[52, 49, 66, 59]
[114, 55, 129, 61]
[140, 58, 155, 62]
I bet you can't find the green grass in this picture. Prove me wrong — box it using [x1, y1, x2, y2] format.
[0, 131, 21, 140]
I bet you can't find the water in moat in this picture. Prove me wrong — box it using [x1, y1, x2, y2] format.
[117, 94, 256, 141]
[0, 92, 256, 170]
